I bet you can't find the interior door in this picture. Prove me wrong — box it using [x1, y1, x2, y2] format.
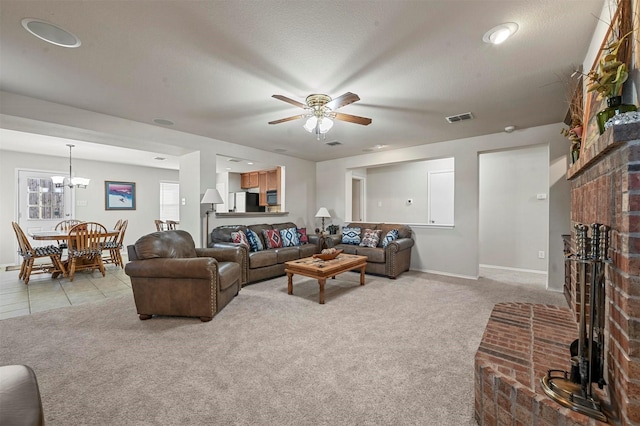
[17, 170, 72, 261]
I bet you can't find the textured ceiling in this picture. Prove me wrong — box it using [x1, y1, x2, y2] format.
[0, 0, 604, 163]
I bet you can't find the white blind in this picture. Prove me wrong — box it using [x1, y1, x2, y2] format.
[160, 181, 180, 221]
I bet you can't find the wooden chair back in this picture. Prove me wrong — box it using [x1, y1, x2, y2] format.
[55, 219, 82, 231]
[67, 222, 108, 281]
[166, 220, 178, 230]
[154, 220, 167, 231]
[11, 221, 65, 284]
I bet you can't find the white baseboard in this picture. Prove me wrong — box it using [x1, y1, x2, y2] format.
[480, 264, 547, 275]
[414, 268, 478, 280]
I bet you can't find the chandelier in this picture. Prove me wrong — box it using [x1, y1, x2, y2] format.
[51, 144, 90, 189]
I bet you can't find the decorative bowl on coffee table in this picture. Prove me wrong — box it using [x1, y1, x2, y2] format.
[313, 249, 343, 261]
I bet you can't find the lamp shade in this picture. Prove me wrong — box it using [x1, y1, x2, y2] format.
[315, 207, 331, 218]
[201, 188, 224, 205]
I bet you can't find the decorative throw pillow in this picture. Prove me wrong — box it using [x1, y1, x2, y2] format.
[231, 231, 249, 248]
[280, 227, 300, 247]
[341, 227, 361, 245]
[297, 227, 309, 244]
[382, 229, 400, 248]
[245, 229, 264, 252]
[359, 229, 382, 248]
[262, 229, 283, 249]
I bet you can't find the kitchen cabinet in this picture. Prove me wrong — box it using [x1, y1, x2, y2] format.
[241, 172, 259, 189]
[267, 168, 280, 191]
[258, 171, 268, 206]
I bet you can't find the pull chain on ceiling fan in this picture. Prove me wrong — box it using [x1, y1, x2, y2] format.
[268, 92, 372, 139]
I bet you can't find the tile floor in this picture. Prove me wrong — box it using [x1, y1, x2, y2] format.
[0, 259, 132, 320]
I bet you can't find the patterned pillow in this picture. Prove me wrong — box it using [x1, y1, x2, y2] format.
[262, 229, 283, 249]
[280, 227, 300, 247]
[341, 227, 361, 245]
[359, 229, 382, 248]
[245, 229, 264, 252]
[231, 231, 249, 248]
[382, 229, 400, 248]
[297, 228, 309, 244]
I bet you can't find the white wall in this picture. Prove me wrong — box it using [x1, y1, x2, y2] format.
[479, 145, 549, 272]
[316, 123, 571, 286]
[0, 150, 178, 265]
[365, 158, 454, 224]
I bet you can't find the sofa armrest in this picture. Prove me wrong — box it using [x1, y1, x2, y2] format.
[386, 237, 414, 252]
[196, 246, 243, 264]
[209, 242, 249, 286]
[125, 257, 218, 279]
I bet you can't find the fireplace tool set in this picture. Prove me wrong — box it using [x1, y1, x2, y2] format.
[541, 223, 610, 422]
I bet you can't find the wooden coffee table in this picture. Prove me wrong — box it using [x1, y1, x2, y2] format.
[285, 254, 367, 304]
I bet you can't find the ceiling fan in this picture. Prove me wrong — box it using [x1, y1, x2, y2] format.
[268, 92, 372, 136]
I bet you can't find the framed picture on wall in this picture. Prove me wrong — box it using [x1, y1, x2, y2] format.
[105, 181, 136, 210]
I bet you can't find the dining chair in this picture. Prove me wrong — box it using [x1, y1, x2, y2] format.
[67, 222, 108, 281]
[166, 220, 178, 230]
[11, 222, 66, 285]
[103, 219, 128, 268]
[54, 219, 83, 249]
[154, 220, 167, 231]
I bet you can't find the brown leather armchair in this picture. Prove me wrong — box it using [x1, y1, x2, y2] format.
[125, 230, 242, 322]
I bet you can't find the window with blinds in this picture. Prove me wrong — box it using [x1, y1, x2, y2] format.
[159, 181, 180, 221]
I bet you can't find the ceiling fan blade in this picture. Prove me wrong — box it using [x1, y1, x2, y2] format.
[334, 112, 372, 126]
[272, 95, 307, 109]
[268, 114, 306, 125]
[325, 92, 360, 110]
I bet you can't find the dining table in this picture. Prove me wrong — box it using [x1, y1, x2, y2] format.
[29, 229, 119, 241]
[29, 229, 119, 278]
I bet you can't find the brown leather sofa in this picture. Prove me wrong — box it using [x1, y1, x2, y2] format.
[125, 230, 242, 321]
[210, 222, 321, 285]
[0, 364, 44, 426]
[325, 222, 414, 278]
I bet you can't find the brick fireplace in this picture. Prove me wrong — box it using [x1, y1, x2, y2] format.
[474, 122, 640, 425]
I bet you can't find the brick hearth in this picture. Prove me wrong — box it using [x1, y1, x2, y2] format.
[474, 302, 610, 426]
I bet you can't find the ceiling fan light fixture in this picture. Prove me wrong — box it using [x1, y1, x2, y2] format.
[318, 117, 333, 133]
[304, 116, 318, 133]
[483, 22, 518, 45]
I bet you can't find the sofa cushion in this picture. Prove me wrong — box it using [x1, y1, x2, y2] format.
[299, 242, 318, 258]
[297, 227, 309, 244]
[245, 229, 264, 252]
[382, 229, 399, 248]
[337, 244, 358, 255]
[262, 229, 283, 249]
[342, 227, 361, 245]
[360, 229, 382, 248]
[248, 250, 278, 268]
[231, 231, 249, 248]
[276, 247, 299, 263]
[356, 246, 386, 263]
[211, 225, 246, 244]
[279, 227, 300, 247]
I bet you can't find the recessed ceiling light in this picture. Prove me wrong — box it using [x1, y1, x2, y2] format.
[483, 22, 518, 45]
[373, 144, 387, 149]
[21, 18, 81, 48]
[153, 118, 174, 126]
[247, 162, 254, 165]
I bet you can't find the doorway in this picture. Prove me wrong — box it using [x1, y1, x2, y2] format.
[351, 177, 364, 222]
[16, 169, 73, 263]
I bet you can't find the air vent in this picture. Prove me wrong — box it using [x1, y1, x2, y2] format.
[445, 112, 474, 123]
[326, 141, 342, 146]
[227, 158, 241, 162]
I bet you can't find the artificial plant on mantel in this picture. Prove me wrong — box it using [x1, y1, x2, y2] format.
[586, 21, 637, 133]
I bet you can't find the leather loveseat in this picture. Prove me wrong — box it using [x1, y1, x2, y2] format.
[210, 222, 321, 285]
[125, 230, 242, 321]
[325, 222, 414, 278]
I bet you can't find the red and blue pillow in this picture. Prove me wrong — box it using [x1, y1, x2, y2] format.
[262, 229, 283, 249]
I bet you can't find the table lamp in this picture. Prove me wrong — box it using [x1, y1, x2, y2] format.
[315, 207, 331, 234]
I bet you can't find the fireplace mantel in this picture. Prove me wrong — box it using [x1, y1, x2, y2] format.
[567, 122, 640, 180]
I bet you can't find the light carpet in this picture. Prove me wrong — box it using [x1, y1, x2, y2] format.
[0, 270, 566, 425]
